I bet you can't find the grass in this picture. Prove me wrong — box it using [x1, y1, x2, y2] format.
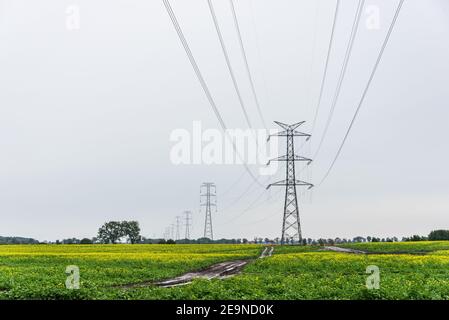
[338, 240, 449, 253]
[0, 244, 260, 299]
[1, 242, 449, 299]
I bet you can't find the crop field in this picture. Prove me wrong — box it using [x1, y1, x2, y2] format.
[1, 241, 449, 300]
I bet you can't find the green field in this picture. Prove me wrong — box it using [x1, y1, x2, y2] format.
[1, 241, 449, 300]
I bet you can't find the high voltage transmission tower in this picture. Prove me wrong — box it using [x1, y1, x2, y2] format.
[163, 227, 170, 240]
[267, 121, 313, 245]
[175, 216, 181, 241]
[170, 223, 175, 240]
[200, 182, 216, 240]
[184, 211, 192, 240]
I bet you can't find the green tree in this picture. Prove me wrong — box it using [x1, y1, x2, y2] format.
[97, 221, 124, 244]
[410, 235, 426, 241]
[121, 221, 141, 244]
[80, 238, 93, 244]
[428, 230, 449, 241]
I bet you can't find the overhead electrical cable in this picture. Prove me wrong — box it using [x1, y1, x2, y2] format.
[305, 0, 320, 119]
[219, 187, 283, 226]
[313, 0, 365, 159]
[310, 0, 340, 134]
[249, 0, 272, 113]
[208, 0, 268, 168]
[220, 177, 262, 212]
[213, 0, 270, 198]
[220, 169, 247, 198]
[163, 0, 263, 187]
[229, 0, 268, 130]
[207, 0, 255, 131]
[318, 0, 405, 185]
[220, 171, 279, 212]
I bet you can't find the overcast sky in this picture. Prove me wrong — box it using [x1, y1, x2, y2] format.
[0, 0, 448, 241]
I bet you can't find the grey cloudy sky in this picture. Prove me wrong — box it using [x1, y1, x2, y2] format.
[0, 0, 448, 241]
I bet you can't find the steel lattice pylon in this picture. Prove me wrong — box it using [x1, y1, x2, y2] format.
[200, 182, 216, 240]
[267, 121, 313, 245]
[184, 210, 192, 240]
[175, 216, 181, 240]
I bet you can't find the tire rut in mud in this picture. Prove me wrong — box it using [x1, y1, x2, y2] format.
[118, 246, 274, 289]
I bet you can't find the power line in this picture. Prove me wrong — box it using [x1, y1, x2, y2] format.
[163, 0, 226, 132]
[163, 226, 170, 240]
[170, 223, 175, 239]
[219, 186, 283, 226]
[163, 0, 263, 187]
[220, 169, 247, 197]
[207, 0, 254, 131]
[310, 0, 340, 134]
[207, 0, 267, 164]
[249, 0, 272, 113]
[305, 0, 320, 119]
[220, 173, 274, 212]
[219, 165, 283, 222]
[318, 0, 405, 185]
[229, 0, 268, 130]
[243, 193, 284, 226]
[220, 178, 260, 212]
[313, 0, 365, 159]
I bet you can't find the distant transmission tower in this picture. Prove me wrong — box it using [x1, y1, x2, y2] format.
[184, 210, 192, 240]
[170, 223, 175, 240]
[200, 182, 216, 240]
[175, 216, 181, 240]
[267, 121, 314, 245]
[164, 226, 170, 240]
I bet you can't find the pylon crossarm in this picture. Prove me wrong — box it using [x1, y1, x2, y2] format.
[267, 130, 287, 142]
[267, 155, 312, 165]
[273, 121, 291, 130]
[266, 155, 287, 165]
[289, 121, 306, 130]
[274, 120, 306, 130]
[295, 180, 314, 189]
[267, 131, 310, 142]
[292, 131, 311, 140]
[293, 155, 312, 163]
[267, 180, 313, 189]
[266, 179, 287, 189]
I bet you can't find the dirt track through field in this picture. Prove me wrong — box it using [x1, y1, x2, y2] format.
[152, 246, 274, 288]
[154, 260, 249, 288]
[119, 246, 274, 289]
[322, 246, 431, 255]
[322, 246, 366, 254]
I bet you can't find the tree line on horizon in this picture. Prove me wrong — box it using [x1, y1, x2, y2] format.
[1, 223, 449, 245]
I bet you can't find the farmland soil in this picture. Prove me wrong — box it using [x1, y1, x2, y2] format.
[120, 246, 274, 289]
[322, 246, 366, 254]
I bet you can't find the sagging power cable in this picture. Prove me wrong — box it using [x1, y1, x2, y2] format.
[163, 0, 264, 187]
[318, 0, 405, 185]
